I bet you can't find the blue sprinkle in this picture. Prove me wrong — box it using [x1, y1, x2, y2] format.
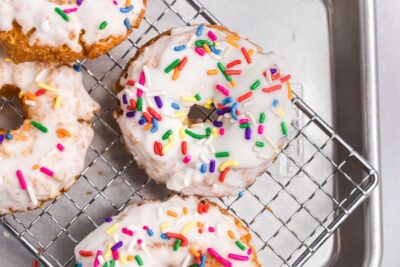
[196, 24, 204, 36]
[160, 233, 167, 239]
[209, 45, 222, 55]
[174, 45, 186, 51]
[122, 94, 128, 105]
[72, 64, 81, 72]
[0, 135, 4, 144]
[272, 99, 279, 108]
[200, 163, 207, 174]
[5, 133, 12, 140]
[126, 111, 136, 118]
[171, 102, 181, 110]
[138, 119, 146, 125]
[74, 263, 82, 267]
[111, 241, 123, 251]
[104, 217, 113, 222]
[238, 191, 244, 198]
[151, 118, 159, 133]
[231, 102, 239, 120]
[147, 229, 154, 236]
[124, 18, 131, 30]
[221, 97, 233, 105]
[120, 5, 134, 13]
[199, 255, 206, 267]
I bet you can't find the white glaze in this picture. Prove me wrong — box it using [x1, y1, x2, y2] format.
[0, 51, 99, 214]
[75, 196, 258, 266]
[0, 0, 145, 52]
[117, 25, 295, 196]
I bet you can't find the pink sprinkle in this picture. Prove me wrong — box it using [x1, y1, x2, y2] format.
[56, 143, 65, 152]
[247, 248, 253, 255]
[215, 84, 230, 96]
[258, 125, 264, 134]
[207, 30, 217, 41]
[228, 253, 249, 261]
[139, 71, 145, 86]
[112, 249, 119, 260]
[16, 170, 27, 190]
[143, 225, 149, 230]
[239, 118, 249, 124]
[113, 0, 118, 5]
[137, 239, 143, 245]
[63, 7, 78, 13]
[122, 227, 134, 236]
[136, 88, 143, 97]
[195, 47, 205, 56]
[207, 248, 232, 267]
[208, 227, 215, 233]
[219, 128, 225, 136]
[94, 250, 103, 267]
[183, 155, 191, 164]
[40, 167, 54, 177]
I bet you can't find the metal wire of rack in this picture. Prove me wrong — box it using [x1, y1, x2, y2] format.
[0, 0, 378, 266]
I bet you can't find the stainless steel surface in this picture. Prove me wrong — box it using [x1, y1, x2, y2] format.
[0, 0, 381, 266]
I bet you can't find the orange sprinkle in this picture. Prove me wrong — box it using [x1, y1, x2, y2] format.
[56, 128, 72, 138]
[227, 39, 240, 48]
[226, 35, 240, 41]
[197, 222, 204, 228]
[22, 122, 31, 131]
[125, 0, 131, 7]
[248, 48, 255, 56]
[202, 43, 211, 53]
[189, 247, 200, 257]
[25, 92, 37, 101]
[183, 207, 188, 215]
[207, 69, 218, 75]
[143, 123, 152, 131]
[228, 230, 236, 240]
[167, 210, 178, 217]
[172, 68, 180, 80]
[230, 80, 236, 87]
[286, 81, 294, 100]
[32, 164, 40, 170]
[127, 255, 134, 261]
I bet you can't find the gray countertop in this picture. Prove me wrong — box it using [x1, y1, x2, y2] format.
[0, 0, 399, 266]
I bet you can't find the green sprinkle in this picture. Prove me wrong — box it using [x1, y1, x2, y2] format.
[235, 240, 246, 251]
[190, 265, 200, 267]
[259, 112, 265, 123]
[103, 260, 115, 267]
[217, 62, 232, 82]
[99, 21, 108, 30]
[185, 129, 207, 139]
[55, 7, 69, 22]
[194, 94, 202, 101]
[134, 255, 143, 266]
[281, 121, 288, 136]
[205, 127, 211, 137]
[250, 80, 261, 90]
[137, 97, 143, 111]
[256, 141, 265, 148]
[215, 151, 230, 158]
[195, 40, 212, 47]
[164, 59, 181, 73]
[31, 121, 48, 133]
[162, 130, 172, 140]
[173, 239, 182, 251]
[239, 123, 250, 129]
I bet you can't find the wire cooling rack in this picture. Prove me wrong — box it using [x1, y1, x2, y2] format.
[0, 0, 378, 266]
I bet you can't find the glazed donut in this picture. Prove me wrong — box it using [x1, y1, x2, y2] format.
[0, 51, 99, 214]
[115, 25, 295, 197]
[75, 195, 260, 266]
[0, 0, 146, 63]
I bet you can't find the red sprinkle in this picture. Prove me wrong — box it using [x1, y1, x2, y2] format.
[241, 47, 252, 64]
[79, 250, 94, 257]
[226, 59, 242, 69]
[262, 84, 282, 93]
[272, 73, 281, 81]
[143, 112, 152, 123]
[33, 259, 39, 267]
[147, 107, 162, 121]
[197, 202, 205, 214]
[154, 141, 163, 156]
[127, 99, 137, 110]
[224, 69, 242, 75]
[219, 167, 230, 182]
[237, 91, 253, 103]
[126, 80, 135, 86]
[165, 232, 188, 246]
[35, 89, 46, 96]
[181, 141, 187, 155]
[178, 56, 188, 71]
[280, 74, 292, 82]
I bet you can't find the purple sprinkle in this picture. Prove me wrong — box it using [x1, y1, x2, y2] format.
[77, 0, 83, 6]
[126, 111, 136, 118]
[270, 68, 277, 74]
[209, 159, 216, 173]
[111, 241, 123, 251]
[154, 96, 163, 108]
[138, 119, 146, 125]
[245, 127, 252, 140]
[105, 217, 112, 222]
[216, 107, 232, 116]
[122, 94, 128, 105]
[0, 135, 4, 145]
[213, 121, 223, 128]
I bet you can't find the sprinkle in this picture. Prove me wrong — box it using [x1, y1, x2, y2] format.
[208, 30, 217, 41]
[99, 21, 108, 30]
[258, 125, 264, 134]
[165, 232, 188, 246]
[219, 167, 230, 182]
[167, 210, 178, 218]
[174, 45, 186, 51]
[228, 254, 249, 261]
[56, 143, 65, 151]
[56, 127, 71, 137]
[35, 89, 46, 96]
[281, 121, 288, 136]
[79, 250, 94, 257]
[250, 80, 261, 90]
[241, 47, 252, 64]
[245, 127, 252, 140]
[217, 62, 232, 82]
[228, 230, 236, 240]
[202, 43, 211, 53]
[181, 96, 197, 102]
[239, 123, 250, 129]
[147, 229, 154, 236]
[195, 47, 205, 56]
[173, 239, 182, 251]
[215, 152, 230, 158]
[224, 69, 241, 75]
[207, 69, 218, 75]
[194, 94, 202, 101]
[31, 121, 48, 133]
[162, 130, 173, 140]
[237, 91, 253, 103]
[106, 224, 119, 235]
[171, 102, 181, 110]
[16, 170, 27, 190]
[235, 240, 246, 250]
[134, 255, 143, 266]
[147, 107, 162, 121]
[226, 60, 242, 68]
[196, 24, 204, 36]
[165, 59, 181, 73]
[124, 18, 131, 30]
[172, 68, 180, 80]
[280, 74, 292, 82]
[183, 155, 191, 164]
[38, 83, 56, 92]
[54, 95, 62, 109]
[220, 160, 238, 172]
[154, 96, 163, 108]
[227, 39, 240, 48]
[181, 141, 187, 155]
[200, 255, 207, 267]
[189, 247, 200, 257]
[178, 56, 188, 71]
[256, 141, 265, 147]
[207, 248, 232, 267]
[286, 81, 294, 99]
[263, 84, 282, 93]
[111, 241, 123, 251]
[143, 65, 152, 86]
[162, 136, 175, 154]
[185, 129, 207, 139]
[181, 221, 195, 234]
[209, 160, 216, 173]
[215, 84, 230, 96]
[120, 5, 134, 13]
[40, 167, 54, 177]
[259, 112, 266, 123]
[55, 7, 69, 22]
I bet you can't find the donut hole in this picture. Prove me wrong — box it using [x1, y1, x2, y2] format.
[187, 104, 217, 126]
[0, 85, 26, 131]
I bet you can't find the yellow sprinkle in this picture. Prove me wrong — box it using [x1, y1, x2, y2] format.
[167, 210, 178, 218]
[104, 244, 112, 260]
[172, 68, 180, 80]
[219, 160, 239, 171]
[227, 39, 240, 48]
[226, 35, 240, 41]
[119, 252, 127, 265]
[277, 107, 286, 117]
[179, 127, 186, 140]
[230, 79, 236, 87]
[18, 91, 25, 98]
[174, 111, 186, 118]
[181, 221, 196, 234]
[228, 230, 236, 240]
[286, 81, 294, 100]
[204, 98, 214, 109]
[183, 207, 188, 215]
[207, 69, 218, 75]
[180, 96, 197, 102]
[189, 247, 200, 257]
[162, 136, 175, 154]
[106, 223, 119, 234]
[202, 43, 211, 53]
[248, 48, 255, 56]
[37, 83, 56, 92]
[5, 57, 12, 63]
[54, 96, 62, 109]
[214, 41, 220, 47]
[274, 148, 280, 154]
[212, 128, 219, 138]
[161, 222, 172, 229]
